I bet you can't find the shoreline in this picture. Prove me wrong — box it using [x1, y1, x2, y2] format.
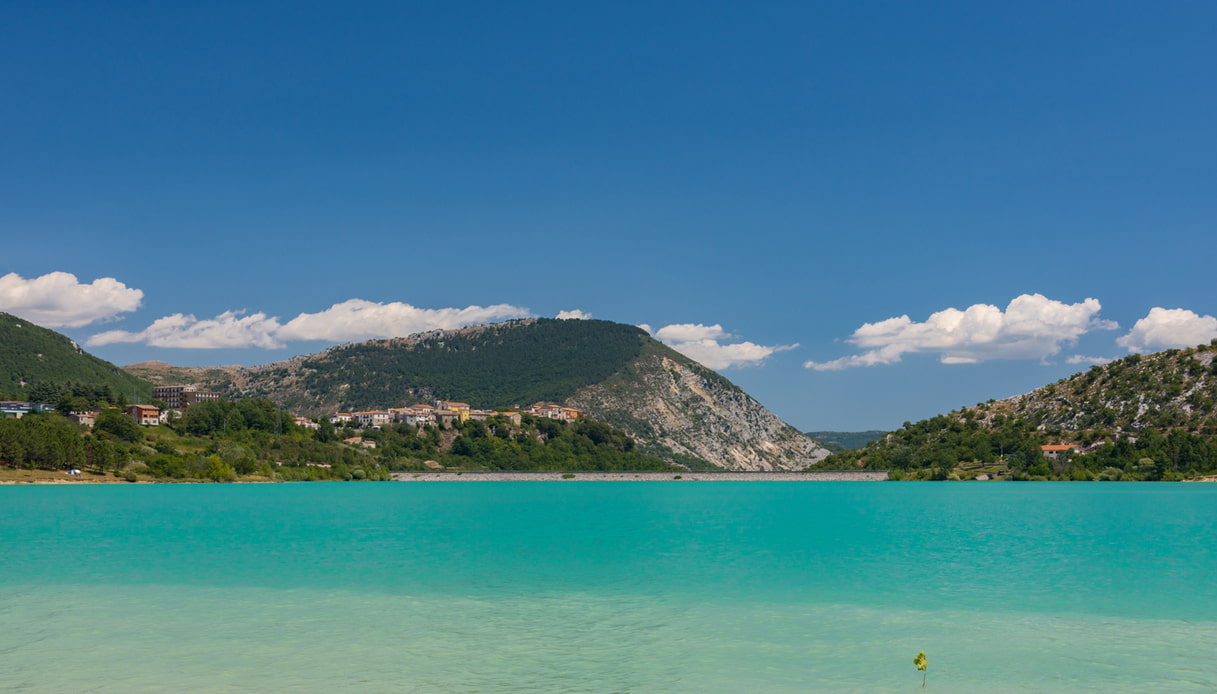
[390, 471, 889, 481]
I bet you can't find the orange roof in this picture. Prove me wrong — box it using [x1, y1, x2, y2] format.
[1040, 445, 1077, 451]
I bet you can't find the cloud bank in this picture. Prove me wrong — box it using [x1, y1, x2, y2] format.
[90, 311, 285, 349]
[276, 300, 529, 343]
[806, 294, 1115, 370]
[1116, 307, 1217, 353]
[1066, 355, 1114, 366]
[0, 272, 143, 327]
[651, 323, 796, 370]
[87, 300, 531, 349]
[556, 309, 592, 320]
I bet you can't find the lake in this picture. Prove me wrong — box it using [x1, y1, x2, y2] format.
[2, 481, 1215, 692]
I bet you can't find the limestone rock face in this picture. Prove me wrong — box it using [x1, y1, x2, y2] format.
[567, 353, 829, 471]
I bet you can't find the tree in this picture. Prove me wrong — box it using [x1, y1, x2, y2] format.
[57, 395, 92, 416]
[205, 455, 236, 482]
[87, 437, 124, 474]
[95, 409, 142, 443]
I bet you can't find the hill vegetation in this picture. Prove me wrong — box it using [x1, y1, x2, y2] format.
[813, 342, 1217, 480]
[227, 318, 651, 413]
[0, 312, 152, 403]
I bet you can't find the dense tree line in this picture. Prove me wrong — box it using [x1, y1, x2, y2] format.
[351, 414, 670, 472]
[0, 415, 87, 470]
[1, 398, 671, 481]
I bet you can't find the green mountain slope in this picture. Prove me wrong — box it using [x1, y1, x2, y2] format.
[265, 318, 650, 409]
[185, 318, 828, 470]
[817, 342, 1217, 480]
[0, 312, 152, 402]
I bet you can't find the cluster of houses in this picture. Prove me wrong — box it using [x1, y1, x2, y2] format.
[331, 400, 584, 429]
[5, 387, 586, 445]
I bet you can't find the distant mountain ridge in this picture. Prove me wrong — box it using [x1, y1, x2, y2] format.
[807, 431, 887, 452]
[145, 318, 828, 471]
[0, 312, 151, 401]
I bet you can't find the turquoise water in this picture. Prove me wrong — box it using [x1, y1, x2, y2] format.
[2, 482, 1216, 692]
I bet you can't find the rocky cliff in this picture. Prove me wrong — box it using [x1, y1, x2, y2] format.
[567, 349, 829, 470]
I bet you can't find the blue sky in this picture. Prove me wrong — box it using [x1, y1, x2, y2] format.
[3, 2, 1215, 431]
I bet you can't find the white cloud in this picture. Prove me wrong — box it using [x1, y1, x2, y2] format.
[87, 299, 533, 348]
[88, 311, 285, 349]
[1067, 355, 1115, 366]
[806, 294, 1113, 371]
[654, 323, 731, 343]
[556, 309, 592, 320]
[652, 323, 796, 369]
[0, 271, 143, 327]
[276, 299, 530, 342]
[1116, 307, 1217, 353]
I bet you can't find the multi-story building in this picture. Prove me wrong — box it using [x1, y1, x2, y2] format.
[126, 404, 161, 426]
[0, 401, 33, 419]
[152, 386, 221, 411]
[353, 410, 393, 427]
[436, 401, 471, 422]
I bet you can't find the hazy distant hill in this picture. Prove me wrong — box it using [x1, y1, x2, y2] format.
[818, 342, 1217, 480]
[122, 361, 243, 387]
[159, 318, 829, 471]
[0, 312, 151, 401]
[806, 431, 887, 452]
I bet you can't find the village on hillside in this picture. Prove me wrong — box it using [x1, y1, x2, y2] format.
[330, 400, 583, 429]
[3, 386, 586, 444]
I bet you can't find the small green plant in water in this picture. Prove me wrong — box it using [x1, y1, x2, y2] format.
[914, 650, 928, 688]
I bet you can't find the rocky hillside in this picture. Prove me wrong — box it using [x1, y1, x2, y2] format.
[141, 319, 828, 471]
[566, 343, 826, 470]
[819, 341, 1217, 480]
[982, 346, 1217, 434]
[122, 361, 243, 387]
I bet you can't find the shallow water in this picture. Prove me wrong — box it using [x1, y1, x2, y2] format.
[2, 482, 1215, 692]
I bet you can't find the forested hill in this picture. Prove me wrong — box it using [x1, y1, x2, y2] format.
[816, 341, 1217, 480]
[182, 318, 828, 471]
[0, 312, 152, 402]
[227, 319, 651, 411]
